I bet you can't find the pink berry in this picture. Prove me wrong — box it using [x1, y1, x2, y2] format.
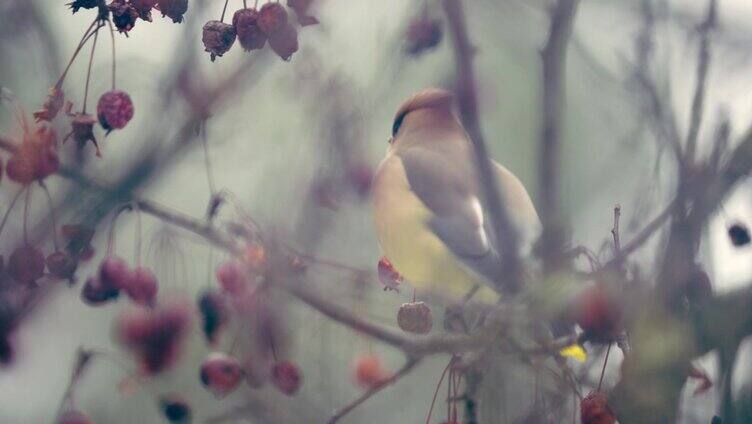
[405, 17, 442, 56]
[7, 246, 45, 284]
[353, 354, 389, 389]
[258, 2, 288, 35]
[81, 276, 120, 305]
[6, 154, 35, 184]
[125, 267, 159, 306]
[97, 90, 134, 132]
[99, 256, 132, 290]
[271, 360, 302, 395]
[233, 8, 267, 51]
[216, 260, 250, 295]
[200, 352, 244, 397]
[268, 23, 298, 61]
[58, 410, 93, 424]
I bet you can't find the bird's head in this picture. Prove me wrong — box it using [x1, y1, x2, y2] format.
[388, 88, 462, 150]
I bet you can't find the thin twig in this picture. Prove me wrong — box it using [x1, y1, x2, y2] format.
[611, 204, 621, 254]
[685, 0, 717, 162]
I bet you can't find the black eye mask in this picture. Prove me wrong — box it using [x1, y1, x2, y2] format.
[392, 111, 408, 137]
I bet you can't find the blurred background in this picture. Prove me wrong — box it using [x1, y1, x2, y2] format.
[0, 0, 750, 422]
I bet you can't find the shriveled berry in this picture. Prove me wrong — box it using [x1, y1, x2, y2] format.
[397, 301, 432, 334]
[68, 0, 99, 13]
[66, 113, 100, 157]
[33, 87, 65, 123]
[200, 352, 244, 398]
[233, 8, 267, 51]
[258, 2, 288, 35]
[125, 267, 158, 306]
[110, 0, 139, 33]
[353, 354, 389, 389]
[157, 0, 188, 23]
[217, 260, 251, 295]
[271, 360, 301, 395]
[99, 256, 132, 290]
[117, 299, 192, 374]
[377, 256, 402, 291]
[46, 252, 78, 280]
[728, 222, 750, 247]
[268, 23, 298, 61]
[160, 395, 192, 423]
[574, 285, 622, 343]
[97, 90, 134, 133]
[580, 391, 616, 424]
[202, 20, 236, 62]
[130, 0, 156, 21]
[8, 246, 45, 284]
[81, 276, 120, 305]
[62, 224, 95, 257]
[405, 17, 442, 56]
[6, 154, 35, 184]
[58, 410, 93, 424]
[198, 290, 228, 345]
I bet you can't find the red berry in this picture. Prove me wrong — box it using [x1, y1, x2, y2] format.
[99, 256, 132, 290]
[271, 360, 302, 395]
[130, 0, 156, 21]
[6, 154, 35, 184]
[580, 391, 616, 424]
[117, 299, 192, 374]
[125, 267, 159, 306]
[233, 8, 267, 51]
[216, 260, 251, 295]
[46, 251, 78, 279]
[81, 276, 121, 305]
[258, 3, 288, 35]
[353, 354, 389, 389]
[268, 23, 298, 61]
[58, 410, 93, 424]
[397, 301, 433, 334]
[377, 256, 402, 291]
[97, 90, 134, 132]
[202, 20, 237, 62]
[109, 0, 139, 33]
[200, 352, 244, 397]
[574, 285, 622, 343]
[405, 17, 442, 56]
[157, 0, 188, 23]
[7, 246, 45, 284]
[160, 395, 192, 423]
[33, 87, 65, 123]
[198, 290, 228, 345]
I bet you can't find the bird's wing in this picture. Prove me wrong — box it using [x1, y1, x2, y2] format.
[398, 145, 506, 284]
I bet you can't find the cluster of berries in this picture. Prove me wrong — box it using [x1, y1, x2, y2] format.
[202, 1, 319, 62]
[82, 256, 158, 306]
[69, 0, 189, 30]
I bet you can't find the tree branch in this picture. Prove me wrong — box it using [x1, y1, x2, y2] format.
[685, 0, 717, 162]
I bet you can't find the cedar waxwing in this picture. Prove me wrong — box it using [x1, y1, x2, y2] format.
[372, 88, 541, 304]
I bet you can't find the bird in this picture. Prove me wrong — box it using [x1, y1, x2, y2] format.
[372, 88, 541, 304]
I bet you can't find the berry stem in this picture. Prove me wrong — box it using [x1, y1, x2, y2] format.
[0, 187, 25, 240]
[134, 201, 143, 267]
[220, 0, 231, 22]
[107, 18, 117, 90]
[23, 186, 32, 245]
[201, 127, 217, 197]
[425, 356, 453, 424]
[81, 25, 102, 114]
[597, 342, 612, 392]
[106, 204, 130, 256]
[56, 19, 99, 90]
[243, 0, 248, 8]
[446, 366, 452, 421]
[39, 182, 61, 251]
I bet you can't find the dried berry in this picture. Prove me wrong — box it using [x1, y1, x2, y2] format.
[117, 300, 192, 374]
[33, 87, 65, 123]
[109, 0, 139, 33]
[728, 222, 750, 247]
[233, 8, 267, 51]
[58, 410, 93, 424]
[62, 224, 95, 256]
[125, 267, 159, 305]
[574, 285, 622, 343]
[268, 23, 298, 61]
[217, 260, 251, 295]
[200, 352, 244, 398]
[68, 0, 99, 14]
[397, 301, 433, 334]
[258, 2, 288, 35]
[580, 391, 616, 424]
[100, 256, 132, 290]
[81, 276, 120, 305]
[157, 0, 188, 23]
[130, 0, 156, 21]
[198, 290, 228, 345]
[6, 154, 35, 184]
[377, 256, 402, 291]
[160, 395, 191, 423]
[405, 17, 442, 56]
[65, 113, 100, 157]
[202, 20, 237, 62]
[353, 354, 389, 389]
[97, 90, 134, 133]
[46, 251, 78, 280]
[287, 0, 318, 26]
[7, 246, 45, 285]
[271, 360, 302, 395]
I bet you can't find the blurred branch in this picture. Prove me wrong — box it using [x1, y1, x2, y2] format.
[685, 0, 717, 162]
[442, 0, 523, 294]
[537, 0, 579, 272]
[326, 358, 421, 424]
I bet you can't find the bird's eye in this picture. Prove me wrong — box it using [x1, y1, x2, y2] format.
[392, 111, 407, 137]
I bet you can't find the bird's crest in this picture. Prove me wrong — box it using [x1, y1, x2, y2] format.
[392, 88, 454, 136]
